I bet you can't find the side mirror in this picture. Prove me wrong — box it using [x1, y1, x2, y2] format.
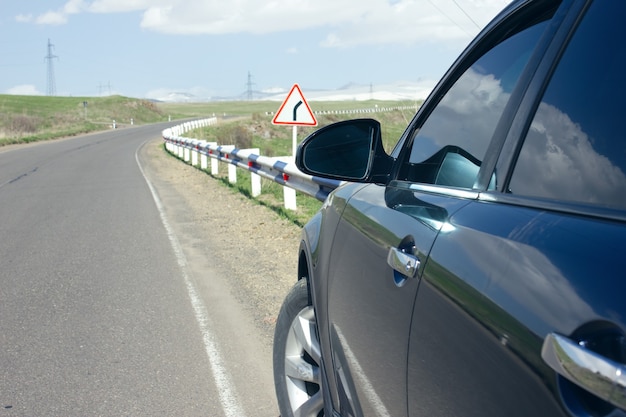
[296, 118, 392, 183]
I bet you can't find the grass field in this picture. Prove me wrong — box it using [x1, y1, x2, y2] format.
[0, 95, 167, 145]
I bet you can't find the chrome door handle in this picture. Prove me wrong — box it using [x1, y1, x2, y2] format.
[387, 247, 420, 278]
[541, 332, 626, 410]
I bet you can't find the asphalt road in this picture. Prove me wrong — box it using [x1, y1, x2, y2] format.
[0, 124, 278, 416]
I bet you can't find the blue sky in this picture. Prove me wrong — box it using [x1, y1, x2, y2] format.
[1, 0, 509, 100]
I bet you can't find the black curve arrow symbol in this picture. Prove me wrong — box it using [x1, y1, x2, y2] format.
[293, 100, 303, 121]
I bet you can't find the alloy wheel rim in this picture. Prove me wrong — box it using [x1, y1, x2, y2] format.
[284, 306, 324, 417]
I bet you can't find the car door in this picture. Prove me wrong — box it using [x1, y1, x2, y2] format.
[324, 180, 448, 417]
[322, 1, 566, 416]
[407, 1, 626, 416]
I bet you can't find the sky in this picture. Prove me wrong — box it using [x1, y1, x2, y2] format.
[1, 0, 511, 100]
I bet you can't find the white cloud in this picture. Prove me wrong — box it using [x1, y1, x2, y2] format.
[88, 0, 156, 13]
[36, 11, 68, 25]
[28, 0, 87, 25]
[15, 14, 33, 23]
[320, 1, 474, 47]
[63, 0, 88, 14]
[6, 85, 42, 95]
[26, 0, 509, 46]
[136, 0, 509, 45]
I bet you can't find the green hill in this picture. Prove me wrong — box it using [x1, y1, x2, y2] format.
[0, 95, 167, 146]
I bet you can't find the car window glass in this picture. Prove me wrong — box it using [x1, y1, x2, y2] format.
[398, 18, 550, 189]
[509, 1, 626, 210]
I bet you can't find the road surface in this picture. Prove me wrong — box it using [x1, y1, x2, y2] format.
[0, 123, 299, 416]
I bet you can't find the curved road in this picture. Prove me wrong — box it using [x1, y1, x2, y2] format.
[0, 124, 277, 416]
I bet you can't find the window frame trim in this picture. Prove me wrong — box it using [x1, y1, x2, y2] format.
[479, 191, 626, 223]
[389, 180, 480, 201]
[390, 0, 571, 195]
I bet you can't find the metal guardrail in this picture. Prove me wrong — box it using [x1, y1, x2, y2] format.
[162, 103, 419, 208]
[162, 117, 344, 208]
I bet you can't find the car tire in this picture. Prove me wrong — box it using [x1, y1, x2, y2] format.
[273, 278, 324, 417]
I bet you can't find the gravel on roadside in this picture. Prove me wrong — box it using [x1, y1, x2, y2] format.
[140, 137, 302, 342]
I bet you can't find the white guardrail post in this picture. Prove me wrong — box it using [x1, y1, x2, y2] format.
[276, 156, 297, 210]
[162, 117, 346, 209]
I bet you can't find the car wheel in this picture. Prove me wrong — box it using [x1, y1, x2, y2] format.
[273, 278, 324, 417]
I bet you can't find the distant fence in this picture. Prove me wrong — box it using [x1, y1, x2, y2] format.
[265, 104, 417, 117]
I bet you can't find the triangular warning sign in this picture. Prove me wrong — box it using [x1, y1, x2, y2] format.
[272, 84, 317, 126]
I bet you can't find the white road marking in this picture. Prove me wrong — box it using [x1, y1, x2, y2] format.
[136, 143, 246, 417]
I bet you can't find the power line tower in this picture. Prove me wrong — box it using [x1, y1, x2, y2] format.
[44, 39, 59, 96]
[98, 81, 112, 96]
[245, 71, 255, 100]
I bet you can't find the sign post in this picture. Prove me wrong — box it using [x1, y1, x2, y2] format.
[272, 84, 317, 210]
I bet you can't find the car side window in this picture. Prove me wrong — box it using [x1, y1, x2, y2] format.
[508, 1, 626, 210]
[398, 16, 551, 189]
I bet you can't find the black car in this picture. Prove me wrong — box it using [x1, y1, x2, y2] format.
[272, 0, 626, 416]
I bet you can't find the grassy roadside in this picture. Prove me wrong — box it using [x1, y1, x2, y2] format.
[165, 142, 323, 227]
[0, 95, 168, 146]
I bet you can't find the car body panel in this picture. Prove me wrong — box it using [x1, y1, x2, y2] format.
[408, 199, 626, 416]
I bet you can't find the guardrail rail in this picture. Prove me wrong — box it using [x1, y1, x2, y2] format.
[162, 118, 343, 209]
[162, 103, 418, 210]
